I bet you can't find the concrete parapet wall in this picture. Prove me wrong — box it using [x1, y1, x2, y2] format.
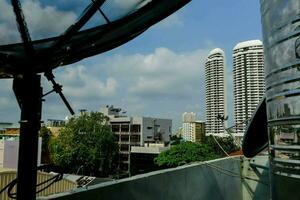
[40, 157, 243, 200]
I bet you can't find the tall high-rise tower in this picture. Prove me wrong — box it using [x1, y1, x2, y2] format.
[205, 48, 227, 136]
[233, 40, 265, 136]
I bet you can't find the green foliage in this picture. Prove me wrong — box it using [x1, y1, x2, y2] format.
[39, 126, 52, 163]
[170, 135, 182, 145]
[154, 136, 240, 168]
[154, 142, 219, 167]
[205, 136, 240, 156]
[50, 112, 118, 177]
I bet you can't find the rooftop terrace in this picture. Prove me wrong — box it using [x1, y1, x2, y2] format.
[38, 156, 269, 200]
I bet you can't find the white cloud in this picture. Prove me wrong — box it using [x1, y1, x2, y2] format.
[0, 0, 76, 44]
[0, 0, 19, 43]
[56, 65, 118, 99]
[110, 0, 151, 9]
[0, 47, 210, 129]
[156, 14, 184, 28]
[100, 47, 208, 99]
[23, 0, 77, 39]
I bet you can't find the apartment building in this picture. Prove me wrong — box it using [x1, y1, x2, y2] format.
[233, 40, 265, 136]
[205, 48, 227, 136]
[100, 106, 172, 173]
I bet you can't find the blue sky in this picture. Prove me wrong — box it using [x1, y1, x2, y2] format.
[0, 0, 263, 131]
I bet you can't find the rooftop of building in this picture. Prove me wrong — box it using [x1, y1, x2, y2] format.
[131, 145, 169, 154]
[233, 39, 262, 50]
[101, 105, 172, 122]
[0, 169, 77, 199]
[208, 48, 225, 56]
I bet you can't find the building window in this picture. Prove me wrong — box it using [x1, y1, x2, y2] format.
[121, 135, 129, 141]
[120, 144, 129, 151]
[121, 124, 129, 132]
[131, 124, 141, 133]
[111, 124, 120, 132]
[131, 135, 140, 143]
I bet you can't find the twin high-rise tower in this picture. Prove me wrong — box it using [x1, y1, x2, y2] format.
[233, 40, 265, 136]
[205, 40, 265, 137]
[205, 48, 227, 136]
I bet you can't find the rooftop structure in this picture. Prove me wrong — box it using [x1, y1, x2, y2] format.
[46, 119, 65, 128]
[0, 169, 77, 200]
[233, 40, 263, 50]
[46, 119, 65, 137]
[182, 112, 196, 123]
[36, 156, 270, 200]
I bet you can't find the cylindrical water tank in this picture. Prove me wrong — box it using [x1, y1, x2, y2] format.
[260, 0, 300, 199]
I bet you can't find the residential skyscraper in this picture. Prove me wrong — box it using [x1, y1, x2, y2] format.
[205, 48, 227, 136]
[233, 40, 265, 136]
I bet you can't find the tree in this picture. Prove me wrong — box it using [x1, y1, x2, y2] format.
[50, 112, 118, 177]
[154, 142, 219, 167]
[170, 135, 182, 145]
[205, 136, 240, 156]
[39, 126, 52, 164]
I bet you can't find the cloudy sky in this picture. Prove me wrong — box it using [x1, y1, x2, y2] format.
[0, 0, 262, 130]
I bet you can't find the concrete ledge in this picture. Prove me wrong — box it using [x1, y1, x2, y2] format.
[39, 156, 243, 200]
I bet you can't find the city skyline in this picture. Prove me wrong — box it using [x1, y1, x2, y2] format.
[0, 0, 263, 130]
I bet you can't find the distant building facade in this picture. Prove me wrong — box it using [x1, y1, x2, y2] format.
[205, 48, 227, 136]
[233, 40, 265, 136]
[0, 122, 13, 134]
[175, 127, 183, 138]
[130, 143, 169, 175]
[46, 119, 65, 137]
[100, 106, 172, 174]
[182, 121, 205, 142]
[0, 136, 42, 169]
[181, 112, 205, 142]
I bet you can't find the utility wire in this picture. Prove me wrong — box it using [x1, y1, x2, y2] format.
[211, 134, 231, 157]
[208, 134, 269, 186]
[202, 161, 269, 186]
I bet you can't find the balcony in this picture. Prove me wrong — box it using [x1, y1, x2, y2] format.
[39, 156, 270, 200]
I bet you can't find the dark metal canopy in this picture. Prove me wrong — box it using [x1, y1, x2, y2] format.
[0, 0, 191, 78]
[242, 97, 268, 157]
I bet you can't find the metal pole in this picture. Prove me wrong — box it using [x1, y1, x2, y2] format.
[13, 74, 42, 200]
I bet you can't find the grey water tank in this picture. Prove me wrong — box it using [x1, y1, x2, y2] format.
[260, 0, 300, 199]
